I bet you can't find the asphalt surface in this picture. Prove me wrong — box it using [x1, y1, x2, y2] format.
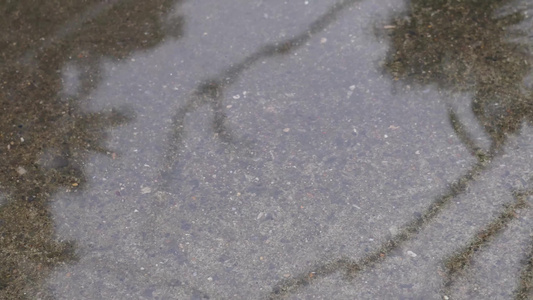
[2, 0, 533, 299]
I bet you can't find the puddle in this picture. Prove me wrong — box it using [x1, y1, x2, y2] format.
[2, 0, 533, 299]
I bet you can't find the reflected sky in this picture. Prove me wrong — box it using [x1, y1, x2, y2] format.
[2, 0, 533, 299]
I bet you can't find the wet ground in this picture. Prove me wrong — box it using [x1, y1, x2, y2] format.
[2, 0, 533, 299]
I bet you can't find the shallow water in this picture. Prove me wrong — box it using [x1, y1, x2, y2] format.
[2, 0, 533, 299]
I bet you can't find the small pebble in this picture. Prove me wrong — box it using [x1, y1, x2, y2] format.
[406, 250, 417, 257]
[283, 128, 290, 133]
[389, 226, 398, 235]
[16, 166, 27, 175]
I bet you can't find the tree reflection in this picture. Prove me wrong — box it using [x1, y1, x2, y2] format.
[385, 0, 533, 152]
[267, 1, 533, 298]
[384, 0, 533, 297]
[0, 0, 182, 298]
